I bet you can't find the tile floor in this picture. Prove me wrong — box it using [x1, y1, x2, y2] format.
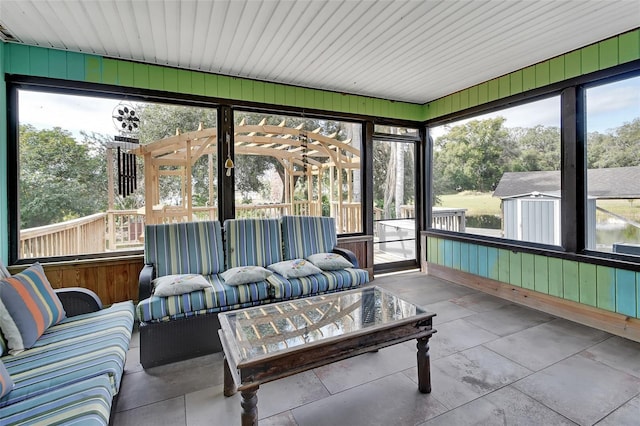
[114, 271, 640, 426]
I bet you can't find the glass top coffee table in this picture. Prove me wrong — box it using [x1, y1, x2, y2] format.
[218, 285, 436, 425]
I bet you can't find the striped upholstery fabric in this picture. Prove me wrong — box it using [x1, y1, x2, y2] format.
[268, 268, 369, 300]
[136, 274, 269, 322]
[144, 221, 224, 277]
[0, 374, 112, 425]
[224, 219, 283, 268]
[281, 216, 338, 260]
[0, 263, 66, 354]
[0, 302, 134, 409]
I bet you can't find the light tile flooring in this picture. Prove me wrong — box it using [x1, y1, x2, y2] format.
[114, 271, 640, 426]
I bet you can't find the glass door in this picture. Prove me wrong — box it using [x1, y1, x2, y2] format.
[373, 132, 417, 268]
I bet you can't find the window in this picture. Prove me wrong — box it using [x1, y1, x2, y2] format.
[233, 112, 363, 234]
[586, 74, 640, 256]
[17, 89, 217, 259]
[430, 96, 562, 245]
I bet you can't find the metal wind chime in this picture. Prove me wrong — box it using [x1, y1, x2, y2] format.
[111, 103, 140, 197]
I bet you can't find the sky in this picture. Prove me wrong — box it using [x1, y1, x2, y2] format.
[18, 76, 639, 141]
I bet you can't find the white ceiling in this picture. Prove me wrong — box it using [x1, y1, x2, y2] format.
[0, 0, 638, 104]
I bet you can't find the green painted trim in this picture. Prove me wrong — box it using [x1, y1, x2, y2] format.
[3, 43, 422, 121]
[425, 29, 640, 120]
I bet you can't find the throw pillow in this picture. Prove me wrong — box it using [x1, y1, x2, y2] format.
[152, 274, 211, 297]
[221, 266, 273, 286]
[306, 252, 353, 271]
[268, 259, 322, 279]
[0, 360, 14, 398]
[0, 263, 66, 355]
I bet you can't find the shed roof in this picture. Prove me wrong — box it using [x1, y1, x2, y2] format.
[493, 166, 640, 199]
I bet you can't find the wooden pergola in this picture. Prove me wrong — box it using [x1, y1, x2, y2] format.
[132, 119, 361, 229]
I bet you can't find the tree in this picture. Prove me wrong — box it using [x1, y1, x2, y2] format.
[587, 118, 640, 168]
[433, 117, 511, 194]
[19, 125, 107, 228]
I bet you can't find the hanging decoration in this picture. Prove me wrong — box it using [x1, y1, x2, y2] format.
[225, 133, 234, 177]
[111, 103, 140, 197]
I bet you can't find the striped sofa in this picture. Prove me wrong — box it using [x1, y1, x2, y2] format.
[0, 271, 135, 425]
[137, 215, 369, 368]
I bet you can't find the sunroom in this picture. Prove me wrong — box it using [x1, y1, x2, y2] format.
[0, 1, 639, 425]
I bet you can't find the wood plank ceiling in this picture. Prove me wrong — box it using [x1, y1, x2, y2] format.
[0, 0, 638, 104]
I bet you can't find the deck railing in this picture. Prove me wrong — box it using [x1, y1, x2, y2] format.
[19, 204, 466, 257]
[20, 213, 107, 258]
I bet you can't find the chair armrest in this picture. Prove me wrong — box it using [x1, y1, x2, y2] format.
[332, 247, 359, 268]
[55, 287, 103, 317]
[139, 263, 155, 301]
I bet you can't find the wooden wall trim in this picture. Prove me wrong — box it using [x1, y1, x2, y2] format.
[426, 262, 640, 343]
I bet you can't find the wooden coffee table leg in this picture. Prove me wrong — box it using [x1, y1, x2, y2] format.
[416, 335, 432, 394]
[240, 385, 259, 426]
[223, 357, 237, 397]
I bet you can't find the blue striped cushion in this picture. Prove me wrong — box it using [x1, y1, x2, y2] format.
[136, 274, 270, 322]
[0, 302, 134, 408]
[144, 221, 224, 276]
[224, 218, 283, 268]
[268, 268, 369, 300]
[0, 263, 66, 354]
[0, 374, 112, 425]
[281, 216, 338, 260]
[0, 360, 13, 398]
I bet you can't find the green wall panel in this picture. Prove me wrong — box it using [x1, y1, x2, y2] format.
[562, 260, 579, 302]
[163, 68, 178, 92]
[581, 44, 599, 74]
[596, 265, 616, 311]
[498, 249, 510, 283]
[547, 257, 563, 297]
[7, 44, 30, 75]
[118, 61, 135, 87]
[487, 247, 499, 280]
[599, 38, 619, 70]
[85, 56, 102, 83]
[522, 66, 536, 91]
[498, 75, 510, 98]
[452, 240, 461, 270]
[191, 71, 205, 96]
[48, 49, 67, 79]
[26, 48, 47, 77]
[217, 75, 231, 99]
[66, 52, 85, 81]
[478, 245, 488, 277]
[549, 56, 565, 83]
[443, 239, 453, 268]
[564, 50, 582, 79]
[468, 243, 478, 275]
[616, 269, 637, 316]
[521, 253, 535, 290]
[102, 59, 119, 85]
[460, 242, 469, 273]
[177, 69, 192, 94]
[535, 62, 550, 87]
[579, 263, 597, 307]
[148, 65, 165, 91]
[534, 254, 549, 294]
[619, 29, 640, 63]
[487, 79, 500, 102]
[510, 71, 523, 95]
[509, 251, 522, 287]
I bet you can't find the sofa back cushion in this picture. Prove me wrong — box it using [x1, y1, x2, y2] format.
[224, 218, 282, 268]
[144, 221, 224, 276]
[281, 216, 338, 260]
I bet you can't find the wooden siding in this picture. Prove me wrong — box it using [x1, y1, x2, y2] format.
[425, 29, 640, 121]
[8, 257, 143, 306]
[425, 235, 640, 321]
[2, 43, 423, 121]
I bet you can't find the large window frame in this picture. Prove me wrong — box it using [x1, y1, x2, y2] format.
[5, 76, 424, 265]
[425, 59, 640, 271]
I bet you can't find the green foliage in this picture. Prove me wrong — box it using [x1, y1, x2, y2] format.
[587, 118, 640, 168]
[19, 125, 107, 228]
[433, 117, 511, 194]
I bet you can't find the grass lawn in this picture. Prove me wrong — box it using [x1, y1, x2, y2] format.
[437, 191, 501, 216]
[436, 191, 640, 221]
